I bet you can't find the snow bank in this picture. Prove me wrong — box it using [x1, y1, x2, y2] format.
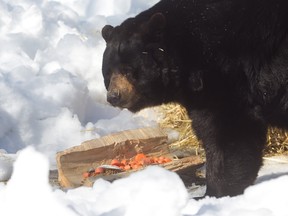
[0, 147, 76, 216]
[0, 147, 188, 216]
[62, 165, 188, 216]
[1, 148, 288, 216]
[0, 0, 159, 167]
[183, 175, 288, 216]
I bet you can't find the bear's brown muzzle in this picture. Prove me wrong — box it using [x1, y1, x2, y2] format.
[107, 89, 121, 106]
[107, 72, 140, 109]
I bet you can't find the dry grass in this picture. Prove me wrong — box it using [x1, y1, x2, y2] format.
[156, 103, 203, 155]
[265, 127, 288, 156]
[157, 103, 288, 156]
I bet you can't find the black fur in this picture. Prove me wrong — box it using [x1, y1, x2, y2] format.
[102, 0, 288, 197]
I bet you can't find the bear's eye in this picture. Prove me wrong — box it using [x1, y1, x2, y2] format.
[118, 42, 128, 55]
[118, 41, 134, 56]
[123, 66, 133, 73]
[121, 65, 140, 80]
[143, 44, 165, 65]
[118, 39, 143, 62]
[152, 47, 165, 61]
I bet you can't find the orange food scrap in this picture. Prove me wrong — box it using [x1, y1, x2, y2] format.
[82, 172, 90, 179]
[121, 159, 128, 165]
[95, 167, 105, 174]
[110, 159, 121, 166]
[134, 153, 146, 161]
[124, 165, 131, 171]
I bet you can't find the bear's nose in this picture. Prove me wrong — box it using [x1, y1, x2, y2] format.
[107, 90, 121, 106]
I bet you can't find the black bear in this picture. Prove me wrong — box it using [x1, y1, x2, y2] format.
[101, 0, 288, 197]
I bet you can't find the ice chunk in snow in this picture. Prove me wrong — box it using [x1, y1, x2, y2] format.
[0, 151, 16, 181]
[0, 147, 76, 215]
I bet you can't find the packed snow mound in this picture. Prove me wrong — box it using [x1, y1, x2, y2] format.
[0, 0, 159, 167]
[0, 147, 77, 216]
[1, 148, 288, 216]
[0, 147, 188, 216]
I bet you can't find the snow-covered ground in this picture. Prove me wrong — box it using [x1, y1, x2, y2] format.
[0, 0, 288, 215]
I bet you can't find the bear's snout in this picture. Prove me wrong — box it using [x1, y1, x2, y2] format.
[107, 90, 121, 106]
[106, 72, 140, 110]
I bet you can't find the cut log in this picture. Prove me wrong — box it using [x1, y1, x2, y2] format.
[56, 127, 169, 188]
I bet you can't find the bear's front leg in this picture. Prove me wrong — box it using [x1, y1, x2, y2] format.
[190, 109, 267, 197]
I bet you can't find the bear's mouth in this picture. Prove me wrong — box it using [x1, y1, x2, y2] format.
[106, 72, 141, 112]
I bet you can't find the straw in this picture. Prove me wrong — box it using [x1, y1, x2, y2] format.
[157, 103, 288, 157]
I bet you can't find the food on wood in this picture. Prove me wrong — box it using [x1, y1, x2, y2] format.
[57, 127, 169, 188]
[82, 153, 173, 179]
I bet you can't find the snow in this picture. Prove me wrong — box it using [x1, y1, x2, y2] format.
[0, 0, 159, 165]
[1, 148, 288, 216]
[0, 0, 287, 215]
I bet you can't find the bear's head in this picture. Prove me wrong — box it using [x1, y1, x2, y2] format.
[101, 13, 171, 112]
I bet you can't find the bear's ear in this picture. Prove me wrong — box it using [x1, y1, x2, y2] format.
[102, 25, 114, 42]
[147, 13, 166, 33]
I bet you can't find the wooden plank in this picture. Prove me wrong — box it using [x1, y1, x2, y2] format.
[56, 127, 169, 188]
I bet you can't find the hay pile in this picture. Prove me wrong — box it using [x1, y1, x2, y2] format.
[157, 103, 203, 155]
[157, 103, 288, 156]
[265, 127, 288, 156]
